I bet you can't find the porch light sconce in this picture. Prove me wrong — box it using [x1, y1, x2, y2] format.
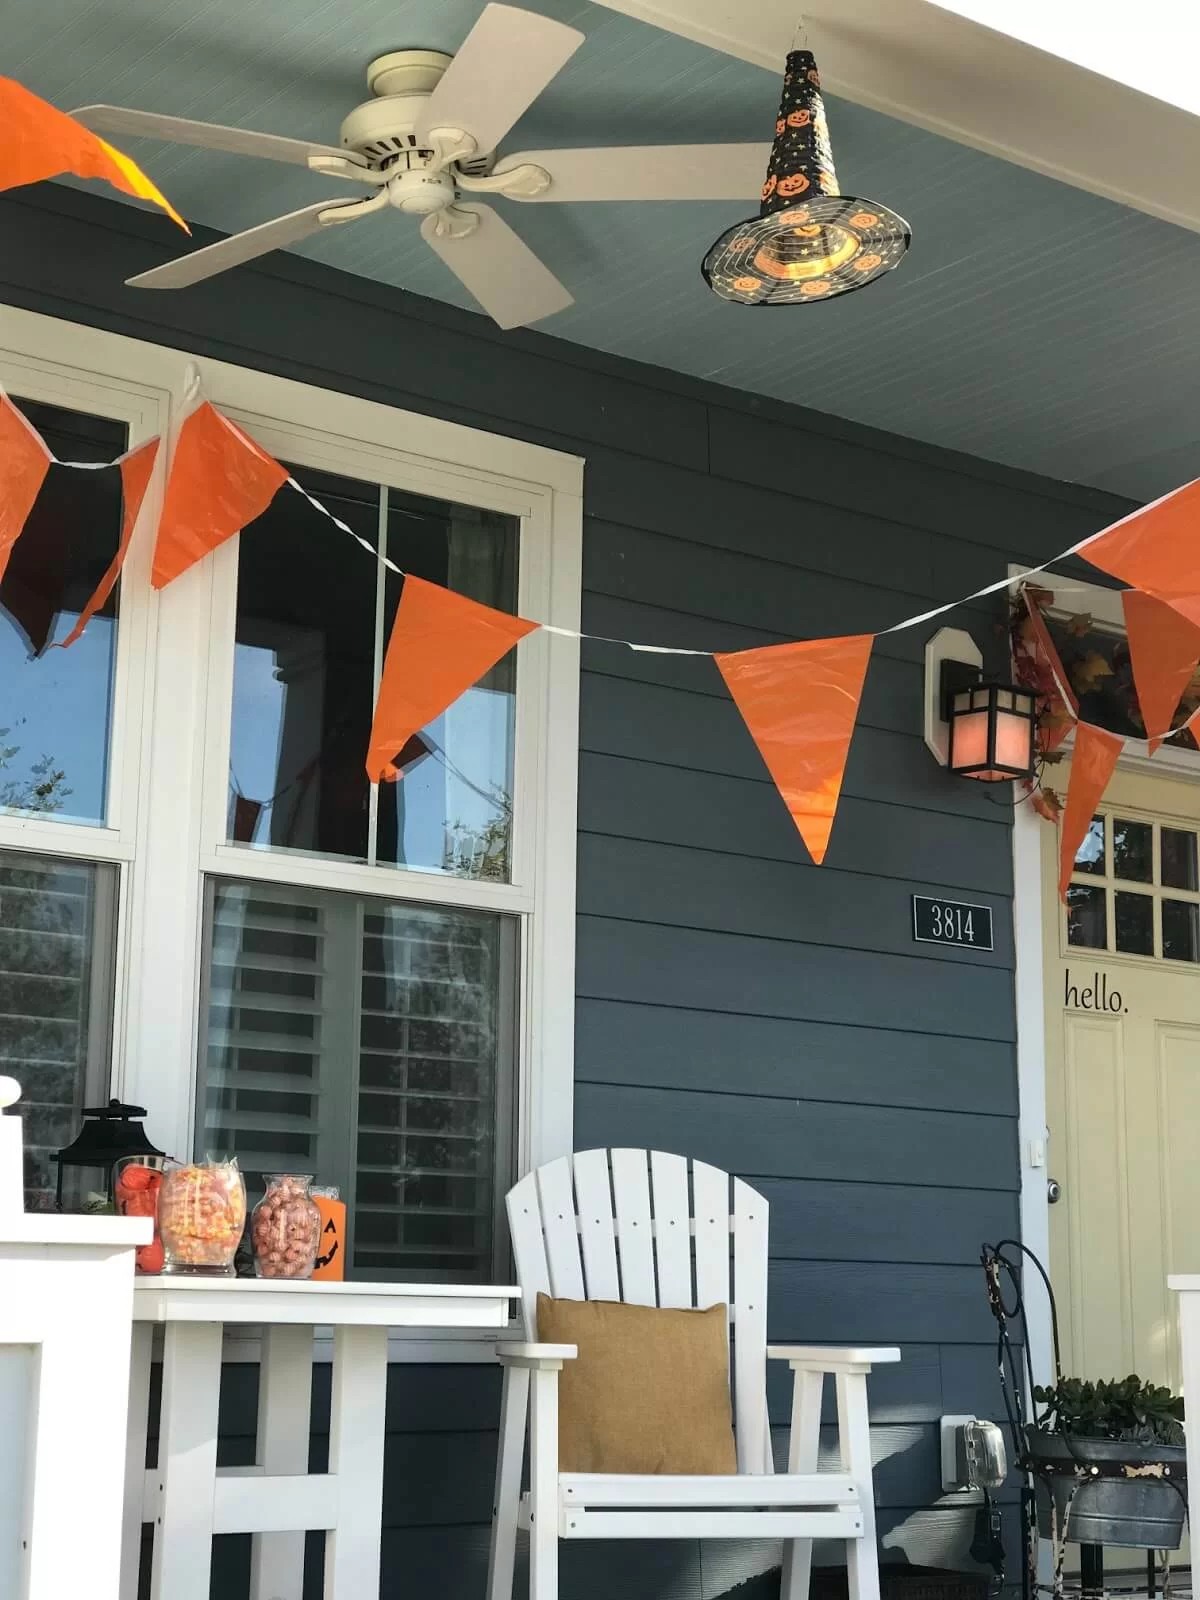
[923, 626, 1037, 782]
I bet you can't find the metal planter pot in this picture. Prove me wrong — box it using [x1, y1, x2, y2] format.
[1025, 1429, 1187, 1549]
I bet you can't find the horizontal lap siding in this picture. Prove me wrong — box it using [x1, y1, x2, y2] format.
[4, 189, 1131, 1600]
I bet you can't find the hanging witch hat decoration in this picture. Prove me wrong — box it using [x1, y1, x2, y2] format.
[702, 49, 910, 304]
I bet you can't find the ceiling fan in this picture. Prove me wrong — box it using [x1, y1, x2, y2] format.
[72, 3, 769, 330]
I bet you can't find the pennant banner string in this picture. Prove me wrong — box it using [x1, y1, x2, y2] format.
[6, 370, 1200, 667]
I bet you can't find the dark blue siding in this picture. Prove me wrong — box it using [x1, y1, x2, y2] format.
[3, 185, 1129, 1600]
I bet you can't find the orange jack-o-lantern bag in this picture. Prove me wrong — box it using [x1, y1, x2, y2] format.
[311, 1187, 346, 1281]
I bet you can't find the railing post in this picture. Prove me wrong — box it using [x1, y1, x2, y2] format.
[0, 1075, 23, 1217]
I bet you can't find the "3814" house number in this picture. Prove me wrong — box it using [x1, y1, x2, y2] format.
[911, 895, 994, 951]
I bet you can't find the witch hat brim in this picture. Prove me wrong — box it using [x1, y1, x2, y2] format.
[702, 192, 910, 305]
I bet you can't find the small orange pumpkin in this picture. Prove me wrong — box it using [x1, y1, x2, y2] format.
[850, 211, 879, 228]
[807, 68, 821, 85]
[761, 173, 778, 201]
[732, 276, 762, 293]
[792, 224, 823, 238]
[800, 280, 831, 296]
[777, 172, 810, 198]
[775, 118, 786, 135]
[730, 236, 756, 249]
[853, 252, 884, 273]
[786, 109, 811, 128]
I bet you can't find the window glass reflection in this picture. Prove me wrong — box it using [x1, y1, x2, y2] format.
[0, 399, 126, 825]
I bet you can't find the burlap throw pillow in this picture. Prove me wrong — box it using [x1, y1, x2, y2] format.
[536, 1293, 737, 1474]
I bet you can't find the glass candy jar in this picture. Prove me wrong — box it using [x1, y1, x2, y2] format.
[251, 1174, 321, 1280]
[113, 1154, 168, 1274]
[158, 1159, 247, 1275]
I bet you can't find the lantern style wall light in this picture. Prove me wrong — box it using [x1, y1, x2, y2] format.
[924, 626, 1037, 782]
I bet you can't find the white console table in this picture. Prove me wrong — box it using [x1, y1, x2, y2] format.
[123, 1276, 517, 1600]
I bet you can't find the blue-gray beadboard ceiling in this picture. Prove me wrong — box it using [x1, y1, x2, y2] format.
[12, 0, 1200, 501]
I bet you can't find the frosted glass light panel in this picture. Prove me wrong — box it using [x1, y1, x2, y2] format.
[228, 471, 519, 880]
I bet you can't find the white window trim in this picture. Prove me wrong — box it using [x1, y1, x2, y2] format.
[0, 308, 582, 1354]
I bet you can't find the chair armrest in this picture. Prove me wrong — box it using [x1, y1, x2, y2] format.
[496, 1342, 578, 1369]
[767, 1345, 901, 1372]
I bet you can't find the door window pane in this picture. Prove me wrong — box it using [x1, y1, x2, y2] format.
[1067, 883, 1107, 949]
[228, 475, 520, 879]
[1074, 816, 1105, 874]
[1112, 819, 1152, 883]
[0, 850, 117, 1209]
[1161, 828, 1199, 892]
[0, 399, 127, 826]
[1162, 899, 1200, 964]
[1114, 891, 1153, 955]
[197, 878, 517, 1282]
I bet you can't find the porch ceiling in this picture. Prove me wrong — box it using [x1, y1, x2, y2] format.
[12, 0, 1200, 501]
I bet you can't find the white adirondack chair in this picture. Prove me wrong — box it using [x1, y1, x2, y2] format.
[488, 1149, 900, 1600]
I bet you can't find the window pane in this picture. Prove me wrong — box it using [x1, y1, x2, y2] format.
[1114, 890, 1153, 955]
[1074, 816, 1105, 874]
[0, 850, 116, 1209]
[228, 476, 521, 879]
[1113, 818, 1152, 882]
[377, 490, 519, 878]
[1067, 883, 1107, 949]
[1161, 828, 1198, 892]
[0, 399, 127, 826]
[229, 468, 378, 861]
[1163, 899, 1200, 964]
[198, 879, 516, 1282]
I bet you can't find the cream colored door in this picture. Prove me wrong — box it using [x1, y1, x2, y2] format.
[1044, 762, 1200, 1391]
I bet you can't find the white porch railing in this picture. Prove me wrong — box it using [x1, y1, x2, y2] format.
[0, 1077, 150, 1600]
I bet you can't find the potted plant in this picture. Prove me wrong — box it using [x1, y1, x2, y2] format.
[1026, 1376, 1186, 1549]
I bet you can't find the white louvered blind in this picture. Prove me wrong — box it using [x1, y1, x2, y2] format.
[0, 852, 116, 1209]
[198, 878, 516, 1282]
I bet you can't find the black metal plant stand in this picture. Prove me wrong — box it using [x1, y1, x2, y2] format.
[979, 1240, 1188, 1600]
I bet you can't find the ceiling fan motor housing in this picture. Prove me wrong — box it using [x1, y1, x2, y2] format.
[341, 53, 492, 176]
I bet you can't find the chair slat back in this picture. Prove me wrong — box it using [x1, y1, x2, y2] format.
[505, 1149, 770, 1471]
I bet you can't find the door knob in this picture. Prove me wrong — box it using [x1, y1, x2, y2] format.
[1047, 1178, 1062, 1204]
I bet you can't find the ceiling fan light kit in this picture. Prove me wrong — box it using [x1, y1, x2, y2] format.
[702, 49, 910, 306]
[68, 2, 775, 331]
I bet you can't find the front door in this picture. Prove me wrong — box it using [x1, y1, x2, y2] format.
[1043, 761, 1200, 1390]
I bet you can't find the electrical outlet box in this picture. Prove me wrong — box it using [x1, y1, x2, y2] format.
[940, 1415, 1007, 1493]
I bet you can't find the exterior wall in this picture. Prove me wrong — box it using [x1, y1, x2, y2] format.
[1, 187, 1133, 1600]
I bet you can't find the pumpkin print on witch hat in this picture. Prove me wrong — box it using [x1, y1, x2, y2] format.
[702, 48, 909, 306]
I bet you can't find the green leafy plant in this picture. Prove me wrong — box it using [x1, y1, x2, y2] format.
[1033, 1376, 1184, 1446]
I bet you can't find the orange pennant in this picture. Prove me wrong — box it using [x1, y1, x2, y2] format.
[0, 393, 53, 585]
[714, 633, 874, 865]
[58, 439, 159, 647]
[0, 77, 186, 229]
[1058, 723, 1123, 900]
[1122, 589, 1200, 754]
[1021, 589, 1078, 753]
[151, 403, 287, 589]
[367, 575, 539, 783]
[1083, 478, 1200, 629]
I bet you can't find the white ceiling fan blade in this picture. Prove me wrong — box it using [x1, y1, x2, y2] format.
[415, 4, 584, 156]
[72, 105, 364, 169]
[420, 203, 572, 329]
[495, 142, 772, 201]
[127, 199, 368, 288]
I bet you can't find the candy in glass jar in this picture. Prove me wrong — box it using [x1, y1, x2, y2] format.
[113, 1155, 168, 1273]
[158, 1159, 246, 1274]
[251, 1174, 321, 1279]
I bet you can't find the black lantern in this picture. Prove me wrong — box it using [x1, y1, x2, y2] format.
[53, 1098, 165, 1210]
[947, 680, 1038, 781]
[702, 49, 910, 305]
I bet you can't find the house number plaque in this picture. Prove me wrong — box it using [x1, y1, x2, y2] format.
[911, 895, 994, 951]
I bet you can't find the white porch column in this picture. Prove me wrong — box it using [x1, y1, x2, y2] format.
[0, 1078, 150, 1600]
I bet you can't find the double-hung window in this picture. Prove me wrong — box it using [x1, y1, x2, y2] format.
[0, 309, 581, 1300]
